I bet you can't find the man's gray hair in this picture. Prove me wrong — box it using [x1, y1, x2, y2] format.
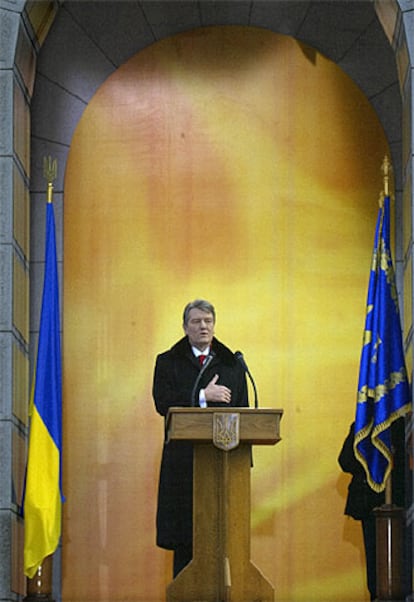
[183, 299, 216, 325]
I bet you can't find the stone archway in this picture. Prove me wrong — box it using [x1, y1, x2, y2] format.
[1, 1, 413, 601]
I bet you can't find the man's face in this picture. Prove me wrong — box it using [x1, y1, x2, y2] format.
[184, 308, 215, 351]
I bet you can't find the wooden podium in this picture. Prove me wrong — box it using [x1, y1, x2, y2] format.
[165, 407, 283, 602]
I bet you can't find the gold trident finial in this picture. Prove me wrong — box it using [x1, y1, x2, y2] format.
[43, 156, 57, 203]
[381, 155, 391, 198]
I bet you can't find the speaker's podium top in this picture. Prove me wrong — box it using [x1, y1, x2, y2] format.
[166, 407, 283, 450]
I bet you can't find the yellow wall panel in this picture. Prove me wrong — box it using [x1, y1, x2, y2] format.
[11, 513, 25, 595]
[12, 342, 29, 425]
[25, 0, 58, 48]
[403, 176, 412, 261]
[395, 28, 410, 91]
[13, 255, 28, 343]
[404, 254, 413, 381]
[13, 81, 30, 176]
[13, 166, 30, 259]
[63, 28, 390, 602]
[15, 23, 36, 97]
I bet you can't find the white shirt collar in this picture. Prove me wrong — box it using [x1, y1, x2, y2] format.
[192, 345, 210, 357]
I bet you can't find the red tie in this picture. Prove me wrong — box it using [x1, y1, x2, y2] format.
[199, 355, 206, 366]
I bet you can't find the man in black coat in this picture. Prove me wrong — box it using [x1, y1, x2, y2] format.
[153, 299, 248, 577]
[338, 420, 406, 601]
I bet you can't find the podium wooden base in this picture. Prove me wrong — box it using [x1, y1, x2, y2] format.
[167, 443, 274, 602]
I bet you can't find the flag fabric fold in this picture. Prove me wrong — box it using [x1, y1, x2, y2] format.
[354, 194, 411, 492]
[23, 202, 64, 578]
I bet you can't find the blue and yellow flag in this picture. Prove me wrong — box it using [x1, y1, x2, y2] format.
[23, 202, 64, 578]
[354, 195, 411, 492]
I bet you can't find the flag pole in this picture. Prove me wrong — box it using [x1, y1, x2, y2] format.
[382, 155, 393, 507]
[373, 155, 407, 601]
[24, 156, 58, 602]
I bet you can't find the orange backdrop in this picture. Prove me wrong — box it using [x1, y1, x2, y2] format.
[63, 26, 389, 602]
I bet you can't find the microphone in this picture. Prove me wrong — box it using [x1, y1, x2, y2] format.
[235, 351, 258, 408]
[191, 354, 214, 407]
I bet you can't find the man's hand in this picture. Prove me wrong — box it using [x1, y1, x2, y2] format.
[204, 374, 232, 404]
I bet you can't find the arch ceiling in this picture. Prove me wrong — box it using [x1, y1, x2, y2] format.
[31, 1, 401, 190]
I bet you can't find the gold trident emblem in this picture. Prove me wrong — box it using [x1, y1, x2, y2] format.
[213, 413, 240, 451]
[43, 156, 57, 203]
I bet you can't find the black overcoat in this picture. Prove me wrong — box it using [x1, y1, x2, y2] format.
[152, 336, 248, 550]
[338, 421, 405, 520]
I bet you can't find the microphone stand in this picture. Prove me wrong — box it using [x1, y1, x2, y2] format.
[246, 370, 258, 409]
[235, 351, 258, 409]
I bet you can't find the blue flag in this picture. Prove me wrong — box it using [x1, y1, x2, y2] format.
[23, 202, 64, 578]
[354, 195, 411, 492]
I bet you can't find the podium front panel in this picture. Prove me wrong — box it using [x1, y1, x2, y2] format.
[166, 407, 283, 445]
